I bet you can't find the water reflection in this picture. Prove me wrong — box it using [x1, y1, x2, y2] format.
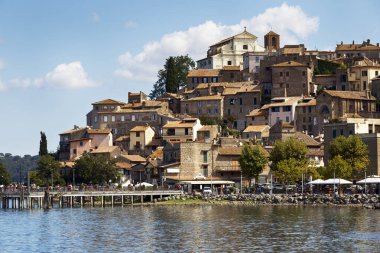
[0, 205, 379, 252]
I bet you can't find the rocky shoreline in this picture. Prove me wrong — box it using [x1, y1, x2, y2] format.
[154, 193, 380, 209]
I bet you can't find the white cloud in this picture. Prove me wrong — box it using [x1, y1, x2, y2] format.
[10, 61, 97, 89]
[10, 78, 43, 88]
[0, 80, 6, 91]
[115, 3, 319, 83]
[125, 21, 137, 29]
[45, 62, 97, 89]
[92, 12, 100, 23]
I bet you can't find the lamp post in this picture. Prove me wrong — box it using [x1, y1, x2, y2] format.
[72, 167, 75, 189]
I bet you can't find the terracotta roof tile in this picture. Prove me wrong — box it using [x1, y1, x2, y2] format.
[87, 129, 111, 134]
[121, 154, 146, 163]
[184, 94, 223, 101]
[243, 125, 269, 133]
[130, 125, 151, 132]
[187, 69, 221, 77]
[92, 99, 125, 105]
[91, 146, 119, 154]
[322, 90, 376, 100]
[272, 61, 306, 67]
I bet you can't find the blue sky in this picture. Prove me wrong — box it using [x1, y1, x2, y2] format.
[0, 0, 380, 156]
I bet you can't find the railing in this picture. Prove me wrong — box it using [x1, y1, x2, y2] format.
[0, 185, 183, 194]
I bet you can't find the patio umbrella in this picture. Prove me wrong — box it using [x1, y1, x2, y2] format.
[322, 178, 353, 185]
[135, 182, 153, 187]
[306, 179, 325, 185]
[357, 176, 380, 184]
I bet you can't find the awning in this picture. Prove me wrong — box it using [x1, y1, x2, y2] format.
[179, 180, 235, 185]
[167, 168, 180, 173]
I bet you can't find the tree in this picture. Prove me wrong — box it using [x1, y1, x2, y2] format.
[275, 158, 303, 184]
[326, 155, 352, 179]
[74, 153, 119, 185]
[329, 135, 369, 178]
[0, 162, 11, 186]
[270, 137, 308, 172]
[239, 144, 268, 186]
[39, 131, 48, 156]
[36, 155, 61, 186]
[269, 138, 308, 184]
[149, 55, 195, 99]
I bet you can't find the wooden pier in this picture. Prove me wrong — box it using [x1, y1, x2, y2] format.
[0, 190, 183, 209]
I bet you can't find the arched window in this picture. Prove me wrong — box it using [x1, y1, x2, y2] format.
[272, 37, 277, 47]
[320, 105, 330, 114]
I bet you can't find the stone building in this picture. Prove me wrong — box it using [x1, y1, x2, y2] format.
[264, 31, 280, 52]
[223, 85, 262, 130]
[294, 97, 318, 136]
[267, 96, 301, 127]
[316, 90, 377, 134]
[180, 94, 224, 120]
[59, 126, 113, 161]
[371, 75, 380, 99]
[335, 39, 380, 61]
[271, 61, 313, 97]
[86, 94, 177, 142]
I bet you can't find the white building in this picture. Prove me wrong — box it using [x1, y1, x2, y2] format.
[267, 97, 301, 127]
[162, 118, 203, 142]
[197, 29, 266, 69]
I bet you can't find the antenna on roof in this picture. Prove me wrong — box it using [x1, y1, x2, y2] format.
[244, 26, 246, 32]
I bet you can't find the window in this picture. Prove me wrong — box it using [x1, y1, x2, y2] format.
[376, 71, 379, 76]
[302, 71, 306, 76]
[111, 116, 115, 122]
[131, 115, 135, 121]
[271, 107, 280, 112]
[136, 132, 140, 137]
[214, 108, 218, 114]
[333, 129, 337, 138]
[203, 165, 208, 177]
[192, 77, 198, 84]
[230, 73, 234, 78]
[239, 98, 243, 105]
[340, 129, 344, 135]
[103, 106, 108, 110]
[308, 106, 312, 113]
[198, 109, 202, 114]
[121, 115, 125, 122]
[212, 77, 218, 83]
[230, 99, 235, 105]
[363, 81, 367, 90]
[135, 141, 141, 149]
[103, 116, 108, 122]
[208, 109, 212, 114]
[362, 70, 368, 77]
[286, 116, 289, 122]
[227, 60, 232, 65]
[228, 109, 231, 115]
[253, 98, 257, 105]
[185, 128, 189, 135]
[255, 56, 260, 63]
[283, 106, 291, 112]
[280, 72, 283, 77]
[202, 77, 208, 83]
[197, 101, 201, 107]
[80, 141, 83, 147]
[202, 151, 208, 163]
[243, 45, 248, 50]
[286, 72, 289, 77]
[94, 116, 98, 123]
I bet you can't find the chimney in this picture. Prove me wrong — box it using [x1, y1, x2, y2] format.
[352, 40, 355, 45]
[341, 41, 343, 45]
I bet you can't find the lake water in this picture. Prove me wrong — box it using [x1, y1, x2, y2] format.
[0, 205, 379, 252]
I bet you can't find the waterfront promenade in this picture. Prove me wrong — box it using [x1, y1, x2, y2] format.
[0, 187, 183, 209]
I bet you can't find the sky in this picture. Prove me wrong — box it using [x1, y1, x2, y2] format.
[1, 0, 380, 156]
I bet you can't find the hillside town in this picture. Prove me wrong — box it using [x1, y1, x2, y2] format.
[57, 29, 380, 193]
